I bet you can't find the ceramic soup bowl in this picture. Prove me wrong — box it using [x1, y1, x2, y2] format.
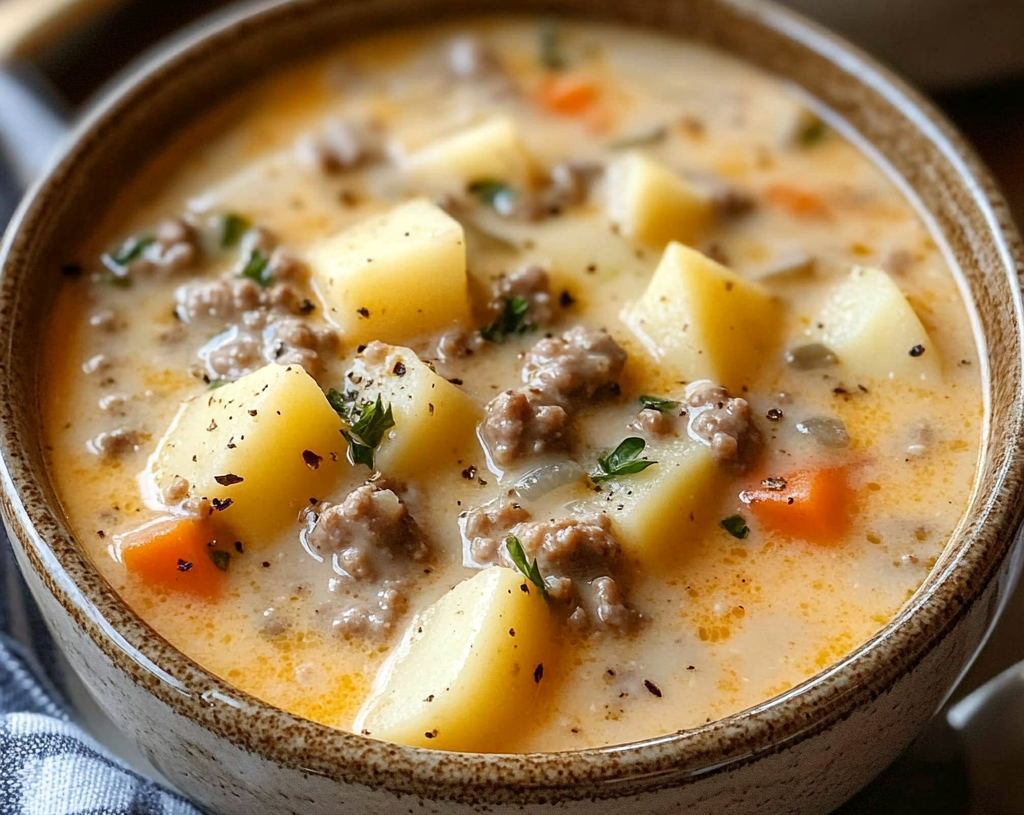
[1, 0, 1023, 812]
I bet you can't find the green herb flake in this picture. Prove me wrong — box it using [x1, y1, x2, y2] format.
[610, 125, 668, 151]
[480, 295, 534, 343]
[468, 178, 520, 215]
[720, 514, 750, 540]
[798, 118, 827, 147]
[591, 437, 658, 483]
[506, 534, 548, 599]
[326, 388, 352, 421]
[539, 20, 566, 70]
[107, 234, 155, 267]
[221, 213, 251, 248]
[209, 549, 231, 571]
[240, 248, 273, 288]
[208, 379, 232, 390]
[639, 395, 680, 414]
[101, 233, 155, 283]
[338, 393, 395, 470]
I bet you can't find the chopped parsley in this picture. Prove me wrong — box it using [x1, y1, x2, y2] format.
[468, 178, 520, 215]
[221, 213, 251, 248]
[639, 395, 680, 414]
[209, 550, 231, 571]
[208, 378, 232, 390]
[506, 534, 547, 599]
[591, 437, 657, 483]
[326, 388, 352, 420]
[720, 514, 750, 539]
[539, 20, 566, 70]
[480, 295, 535, 343]
[240, 248, 272, 287]
[338, 393, 395, 470]
[101, 233, 155, 283]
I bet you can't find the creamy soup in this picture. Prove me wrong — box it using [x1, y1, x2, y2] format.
[41, 19, 982, 753]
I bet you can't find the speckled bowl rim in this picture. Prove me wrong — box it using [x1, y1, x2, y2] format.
[1, 0, 1023, 805]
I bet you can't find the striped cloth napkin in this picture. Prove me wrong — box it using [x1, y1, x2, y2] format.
[0, 539, 200, 814]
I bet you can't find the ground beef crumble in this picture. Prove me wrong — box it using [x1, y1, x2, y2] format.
[296, 118, 383, 174]
[492, 264, 554, 326]
[460, 499, 531, 566]
[522, 325, 626, 407]
[684, 379, 762, 471]
[304, 482, 430, 641]
[479, 390, 571, 469]
[463, 503, 635, 632]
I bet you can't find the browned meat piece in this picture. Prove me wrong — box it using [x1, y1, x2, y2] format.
[266, 317, 339, 378]
[87, 427, 144, 459]
[237, 229, 306, 282]
[479, 390, 570, 469]
[634, 407, 673, 437]
[590, 576, 632, 629]
[266, 249, 306, 282]
[304, 483, 429, 642]
[496, 513, 635, 631]
[685, 379, 762, 471]
[713, 187, 756, 220]
[459, 499, 532, 566]
[492, 264, 553, 326]
[539, 161, 602, 212]
[447, 36, 503, 78]
[506, 513, 618, 570]
[201, 328, 264, 381]
[329, 584, 409, 641]
[138, 217, 199, 272]
[305, 484, 429, 581]
[522, 326, 627, 406]
[161, 476, 190, 504]
[176, 278, 262, 322]
[480, 162, 602, 222]
[436, 326, 484, 361]
[296, 118, 382, 174]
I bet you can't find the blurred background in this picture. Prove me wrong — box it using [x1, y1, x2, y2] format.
[0, 0, 1022, 813]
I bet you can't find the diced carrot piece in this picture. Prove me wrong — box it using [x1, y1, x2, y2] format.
[740, 467, 853, 545]
[536, 74, 601, 116]
[765, 184, 830, 219]
[119, 517, 225, 599]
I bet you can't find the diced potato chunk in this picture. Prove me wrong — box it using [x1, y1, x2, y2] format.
[354, 566, 556, 752]
[404, 117, 532, 193]
[623, 242, 780, 392]
[348, 344, 483, 478]
[308, 199, 471, 343]
[145, 364, 346, 546]
[586, 437, 720, 569]
[607, 152, 715, 248]
[811, 266, 940, 383]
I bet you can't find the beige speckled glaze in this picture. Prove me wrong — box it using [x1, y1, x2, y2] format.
[1, 0, 1023, 813]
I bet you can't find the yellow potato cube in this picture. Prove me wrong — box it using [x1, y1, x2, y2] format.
[348, 344, 483, 478]
[404, 117, 533, 193]
[623, 242, 780, 392]
[607, 152, 715, 248]
[812, 265, 940, 383]
[353, 566, 556, 752]
[586, 437, 720, 569]
[145, 364, 347, 546]
[308, 199, 471, 343]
